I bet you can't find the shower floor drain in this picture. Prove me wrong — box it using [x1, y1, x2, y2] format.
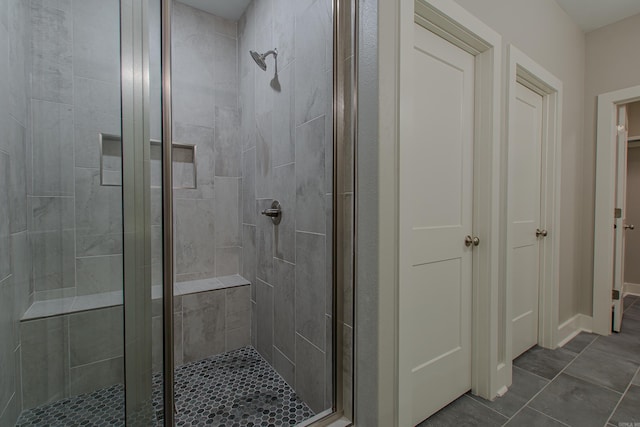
[15, 347, 314, 427]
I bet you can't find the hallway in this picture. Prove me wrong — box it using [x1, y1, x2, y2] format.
[420, 296, 640, 426]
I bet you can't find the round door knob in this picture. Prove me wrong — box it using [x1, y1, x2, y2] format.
[465, 235, 480, 247]
[624, 224, 635, 230]
[536, 228, 548, 238]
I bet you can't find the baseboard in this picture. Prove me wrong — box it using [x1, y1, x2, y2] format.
[624, 282, 640, 296]
[557, 314, 593, 348]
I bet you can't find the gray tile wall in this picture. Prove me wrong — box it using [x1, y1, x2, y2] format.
[25, 0, 123, 303]
[171, 2, 242, 285]
[238, 0, 336, 414]
[0, 0, 32, 424]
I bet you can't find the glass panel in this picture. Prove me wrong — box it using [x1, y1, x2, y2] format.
[3, 0, 128, 425]
[168, 0, 335, 423]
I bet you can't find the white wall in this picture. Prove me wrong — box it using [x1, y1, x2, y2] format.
[452, 0, 586, 322]
[583, 13, 640, 313]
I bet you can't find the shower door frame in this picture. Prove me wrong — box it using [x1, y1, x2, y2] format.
[158, 0, 356, 425]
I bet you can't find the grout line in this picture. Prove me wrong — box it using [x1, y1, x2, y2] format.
[526, 406, 572, 426]
[462, 394, 509, 421]
[605, 365, 640, 426]
[505, 336, 594, 424]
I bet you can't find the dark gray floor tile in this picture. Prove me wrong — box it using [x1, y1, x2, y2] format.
[564, 346, 639, 392]
[624, 296, 638, 309]
[513, 346, 576, 380]
[623, 305, 640, 321]
[590, 331, 640, 365]
[468, 366, 548, 418]
[505, 407, 567, 426]
[633, 370, 640, 386]
[562, 332, 597, 354]
[529, 373, 621, 427]
[417, 395, 507, 427]
[610, 385, 640, 426]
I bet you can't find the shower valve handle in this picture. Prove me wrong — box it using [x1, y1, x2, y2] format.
[261, 200, 282, 225]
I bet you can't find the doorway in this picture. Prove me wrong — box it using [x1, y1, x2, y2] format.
[593, 85, 640, 335]
[505, 46, 563, 368]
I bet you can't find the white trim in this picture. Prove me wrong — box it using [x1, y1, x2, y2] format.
[624, 282, 640, 296]
[503, 45, 563, 391]
[397, 1, 502, 424]
[593, 85, 640, 335]
[556, 314, 593, 348]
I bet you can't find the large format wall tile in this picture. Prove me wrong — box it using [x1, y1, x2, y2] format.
[294, 0, 330, 126]
[214, 177, 241, 247]
[72, 0, 120, 83]
[295, 333, 325, 414]
[256, 279, 273, 363]
[73, 77, 121, 169]
[30, 0, 73, 104]
[213, 32, 238, 109]
[11, 232, 32, 336]
[183, 291, 225, 362]
[256, 111, 273, 199]
[273, 258, 295, 360]
[273, 162, 295, 262]
[242, 148, 256, 225]
[75, 255, 123, 295]
[68, 306, 123, 367]
[256, 199, 274, 283]
[69, 356, 123, 396]
[0, 153, 10, 281]
[273, 0, 295, 69]
[272, 64, 295, 167]
[20, 316, 70, 409]
[8, 0, 31, 127]
[172, 2, 216, 129]
[7, 115, 27, 234]
[242, 224, 256, 299]
[29, 196, 74, 232]
[175, 198, 216, 278]
[0, 278, 16, 413]
[31, 100, 74, 196]
[214, 107, 241, 177]
[75, 167, 122, 256]
[295, 231, 326, 350]
[295, 116, 325, 234]
[31, 229, 75, 293]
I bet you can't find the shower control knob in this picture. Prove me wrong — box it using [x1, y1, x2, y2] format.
[261, 200, 282, 225]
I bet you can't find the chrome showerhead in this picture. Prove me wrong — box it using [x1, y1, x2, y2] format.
[250, 49, 277, 71]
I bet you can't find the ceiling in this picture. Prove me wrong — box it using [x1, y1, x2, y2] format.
[179, 0, 251, 21]
[555, 0, 640, 32]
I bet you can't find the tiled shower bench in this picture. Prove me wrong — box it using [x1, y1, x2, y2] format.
[19, 275, 251, 411]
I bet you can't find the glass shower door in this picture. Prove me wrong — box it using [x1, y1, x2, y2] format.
[2, 0, 163, 425]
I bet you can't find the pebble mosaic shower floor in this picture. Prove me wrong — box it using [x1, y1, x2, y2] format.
[16, 347, 314, 427]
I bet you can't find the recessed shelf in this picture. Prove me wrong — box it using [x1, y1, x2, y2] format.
[100, 134, 196, 189]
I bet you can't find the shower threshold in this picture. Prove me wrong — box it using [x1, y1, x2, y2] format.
[16, 347, 314, 426]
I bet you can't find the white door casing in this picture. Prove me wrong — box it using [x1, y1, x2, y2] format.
[401, 22, 475, 424]
[503, 45, 562, 392]
[509, 83, 544, 358]
[613, 105, 628, 332]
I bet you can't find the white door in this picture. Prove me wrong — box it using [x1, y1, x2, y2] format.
[399, 22, 475, 425]
[509, 83, 544, 358]
[613, 105, 628, 332]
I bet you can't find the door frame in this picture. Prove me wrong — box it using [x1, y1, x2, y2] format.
[593, 85, 640, 335]
[503, 45, 563, 389]
[397, 1, 502, 423]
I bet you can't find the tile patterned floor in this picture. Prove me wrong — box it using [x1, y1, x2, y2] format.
[418, 295, 640, 427]
[16, 346, 313, 427]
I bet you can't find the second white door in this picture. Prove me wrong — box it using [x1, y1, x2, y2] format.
[509, 82, 544, 358]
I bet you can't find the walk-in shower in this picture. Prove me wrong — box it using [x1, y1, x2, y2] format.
[0, 0, 355, 425]
[249, 49, 278, 71]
